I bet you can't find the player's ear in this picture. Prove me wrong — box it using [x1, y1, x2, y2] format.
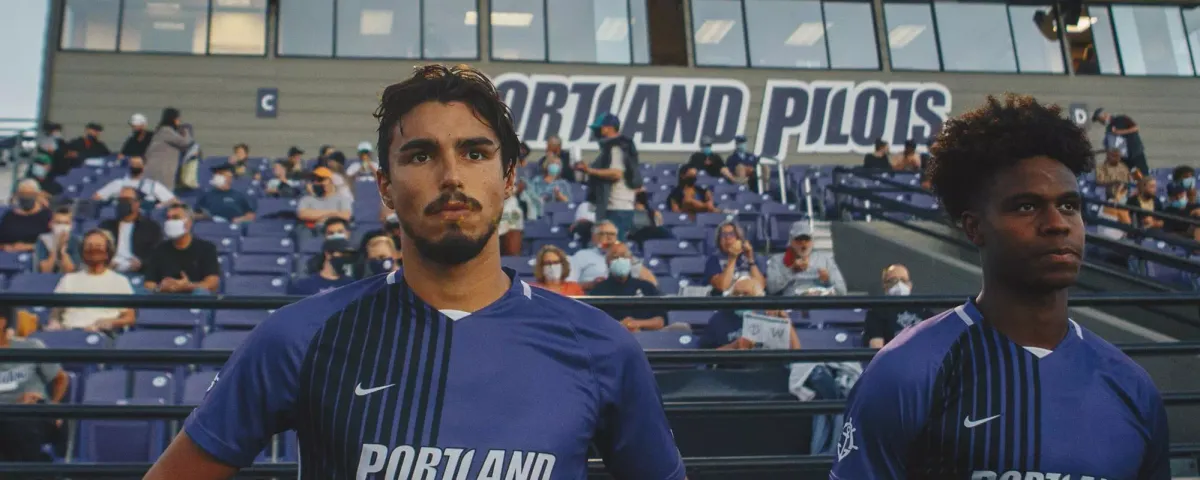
[375, 169, 394, 211]
[504, 161, 516, 198]
[960, 210, 985, 247]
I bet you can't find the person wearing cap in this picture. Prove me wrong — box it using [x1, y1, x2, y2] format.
[58, 122, 111, 176]
[1093, 108, 1148, 176]
[576, 112, 643, 241]
[288, 238, 357, 296]
[765, 221, 846, 296]
[297, 166, 353, 227]
[283, 146, 306, 179]
[686, 136, 736, 183]
[319, 151, 355, 201]
[725, 134, 759, 185]
[345, 141, 380, 179]
[1162, 182, 1200, 240]
[194, 163, 257, 224]
[93, 155, 177, 209]
[144, 107, 192, 187]
[120, 113, 152, 159]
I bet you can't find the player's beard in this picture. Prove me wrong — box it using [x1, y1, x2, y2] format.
[401, 209, 500, 267]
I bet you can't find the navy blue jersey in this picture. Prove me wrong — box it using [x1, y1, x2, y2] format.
[831, 298, 1169, 480]
[184, 268, 684, 479]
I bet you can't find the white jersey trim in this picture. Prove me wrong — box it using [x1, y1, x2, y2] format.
[952, 305, 974, 326]
[1069, 318, 1083, 339]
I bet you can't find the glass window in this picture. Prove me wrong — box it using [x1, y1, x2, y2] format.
[744, 0, 826, 68]
[825, 1, 879, 69]
[631, 0, 650, 64]
[933, 2, 1015, 72]
[1185, 7, 1200, 75]
[884, 2, 939, 70]
[425, 0, 479, 59]
[547, 0, 633, 64]
[1111, 5, 1195, 76]
[1075, 6, 1122, 75]
[278, 0, 333, 56]
[491, 0, 545, 61]
[120, 0, 210, 54]
[1008, 5, 1065, 73]
[692, 0, 748, 67]
[209, 0, 267, 55]
[61, 0, 120, 51]
[336, 0, 420, 58]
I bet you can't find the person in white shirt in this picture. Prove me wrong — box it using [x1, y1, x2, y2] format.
[46, 229, 136, 332]
[345, 141, 380, 179]
[92, 155, 176, 208]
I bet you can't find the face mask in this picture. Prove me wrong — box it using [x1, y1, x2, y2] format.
[31, 165, 48, 178]
[608, 257, 632, 278]
[542, 264, 563, 281]
[130, 167, 144, 176]
[17, 197, 36, 211]
[313, 184, 327, 197]
[886, 282, 912, 296]
[1170, 198, 1188, 209]
[210, 175, 228, 189]
[682, 176, 697, 186]
[326, 232, 347, 241]
[163, 219, 187, 239]
[368, 258, 395, 275]
[52, 224, 71, 236]
[736, 143, 746, 153]
[1183, 177, 1196, 189]
[547, 164, 562, 176]
[702, 147, 713, 155]
[329, 256, 349, 276]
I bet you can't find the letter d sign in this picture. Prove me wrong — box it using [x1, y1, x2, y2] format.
[257, 87, 279, 119]
[1068, 103, 1088, 127]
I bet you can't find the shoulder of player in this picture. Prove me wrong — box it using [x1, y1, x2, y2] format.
[256, 275, 392, 344]
[869, 307, 973, 378]
[1076, 324, 1163, 401]
[528, 286, 641, 356]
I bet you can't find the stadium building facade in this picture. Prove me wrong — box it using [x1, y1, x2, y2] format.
[42, 0, 1200, 166]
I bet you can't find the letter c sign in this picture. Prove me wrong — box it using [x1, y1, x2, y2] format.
[257, 88, 279, 118]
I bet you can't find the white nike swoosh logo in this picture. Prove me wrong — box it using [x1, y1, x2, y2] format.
[963, 414, 1001, 428]
[354, 383, 395, 396]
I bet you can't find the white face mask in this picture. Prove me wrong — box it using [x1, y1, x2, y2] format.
[51, 224, 71, 236]
[887, 281, 912, 296]
[210, 175, 228, 189]
[542, 263, 563, 282]
[164, 219, 188, 239]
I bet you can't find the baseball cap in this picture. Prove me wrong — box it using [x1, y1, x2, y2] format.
[357, 141, 374, 153]
[287, 146, 305, 157]
[85, 122, 104, 132]
[789, 221, 813, 239]
[1092, 108, 1106, 122]
[700, 136, 714, 147]
[589, 113, 620, 131]
[130, 113, 147, 126]
[312, 166, 334, 179]
[734, 135, 747, 143]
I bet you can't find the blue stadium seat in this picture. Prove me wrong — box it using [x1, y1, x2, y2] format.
[669, 256, 708, 278]
[795, 328, 858, 349]
[0, 251, 27, 275]
[224, 275, 288, 296]
[667, 310, 716, 327]
[131, 371, 174, 403]
[83, 370, 128, 403]
[232, 254, 294, 276]
[8, 273, 62, 293]
[136, 308, 205, 332]
[524, 222, 569, 241]
[77, 398, 169, 462]
[256, 198, 298, 218]
[115, 330, 196, 350]
[193, 222, 242, 240]
[213, 309, 271, 329]
[239, 237, 296, 255]
[31, 330, 108, 373]
[210, 236, 238, 254]
[181, 372, 217, 404]
[661, 212, 695, 227]
[246, 220, 296, 238]
[543, 202, 573, 220]
[500, 256, 535, 276]
[696, 212, 733, 228]
[641, 257, 671, 276]
[643, 239, 700, 259]
[297, 235, 325, 254]
[671, 226, 709, 243]
[633, 330, 699, 349]
[656, 276, 681, 295]
[202, 330, 252, 350]
[800, 309, 867, 327]
[530, 238, 582, 256]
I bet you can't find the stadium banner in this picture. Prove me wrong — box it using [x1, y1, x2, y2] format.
[493, 73, 952, 159]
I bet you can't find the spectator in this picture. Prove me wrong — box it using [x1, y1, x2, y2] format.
[1163, 183, 1200, 241]
[297, 167, 353, 226]
[576, 113, 642, 241]
[55, 122, 110, 177]
[283, 146, 306, 179]
[360, 235, 400, 278]
[345, 142, 379, 179]
[0, 305, 69, 462]
[34, 207, 81, 274]
[1097, 183, 1133, 240]
[569, 220, 657, 289]
[588, 243, 666, 332]
[306, 217, 352, 274]
[317, 145, 335, 162]
[698, 276, 799, 350]
[668, 165, 719, 218]
[863, 264, 934, 348]
[46, 230, 136, 332]
[25, 153, 62, 199]
[1094, 148, 1131, 189]
[92, 155, 177, 209]
[143, 204, 221, 294]
[685, 136, 736, 183]
[538, 135, 576, 183]
[38, 121, 65, 161]
[766, 221, 847, 296]
[290, 238, 357, 296]
[265, 160, 303, 198]
[195, 163, 257, 223]
[706, 221, 765, 294]
[1127, 177, 1164, 230]
[0, 180, 52, 252]
[862, 138, 890, 170]
[119, 113, 152, 159]
[498, 190, 524, 256]
[360, 212, 402, 254]
[520, 155, 572, 221]
[725, 135, 760, 186]
[1094, 108, 1148, 176]
[531, 245, 585, 296]
[893, 140, 922, 172]
[228, 143, 251, 178]
[143, 107, 192, 188]
[100, 187, 163, 273]
[568, 202, 596, 245]
[321, 151, 355, 201]
[1174, 165, 1197, 204]
[628, 191, 670, 247]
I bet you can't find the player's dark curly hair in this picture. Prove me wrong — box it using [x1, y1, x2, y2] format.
[374, 64, 521, 177]
[927, 93, 1095, 219]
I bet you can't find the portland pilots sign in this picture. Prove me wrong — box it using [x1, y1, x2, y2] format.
[494, 73, 952, 159]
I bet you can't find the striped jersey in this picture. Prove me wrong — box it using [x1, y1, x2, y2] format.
[184, 268, 685, 480]
[830, 298, 1170, 480]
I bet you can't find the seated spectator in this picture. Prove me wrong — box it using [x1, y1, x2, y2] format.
[297, 167, 353, 227]
[360, 212, 402, 254]
[317, 145, 335, 162]
[568, 202, 596, 245]
[1095, 148, 1130, 189]
[360, 235, 400, 278]
[1127, 177, 1164, 230]
[321, 151, 355, 201]
[306, 217, 353, 274]
[290, 238, 356, 296]
[0, 305, 69, 462]
[56, 122, 110, 177]
[629, 191, 669, 247]
[119, 113, 152, 159]
[520, 155, 572, 221]
[668, 165, 719, 218]
[862, 139, 890, 170]
[1163, 182, 1200, 241]
[499, 193, 524, 257]
[283, 146, 307, 179]
[34, 207, 81, 274]
[725, 135, 760, 186]
[1097, 183, 1133, 240]
[538, 135, 576, 183]
[92, 155, 176, 209]
[893, 140, 922, 172]
[143, 204, 221, 294]
[685, 136, 735, 182]
[195, 163, 257, 224]
[531, 245, 585, 296]
[265, 160, 303, 198]
[706, 221, 765, 294]
[100, 187, 163, 273]
[47, 230, 135, 332]
[766, 222, 846, 296]
[1175, 165, 1197, 204]
[569, 220, 657, 290]
[588, 244, 666, 332]
[0, 180, 52, 252]
[698, 276, 799, 350]
[863, 264, 933, 348]
[25, 153, 62, 199]
[228, 143, 252, 178]
[345, 142, 379, 179]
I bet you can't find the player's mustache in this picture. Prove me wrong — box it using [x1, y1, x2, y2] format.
[424, 191, 483, 215]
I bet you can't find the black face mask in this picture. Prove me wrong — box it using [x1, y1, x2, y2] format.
[117, 201, 135, 218]
[682, 176, 697, 186]
[130, 167, 144, 176]
[329, 256, 351, 277]
[313, 185, 327, 197]
[16, 197, 36, 211]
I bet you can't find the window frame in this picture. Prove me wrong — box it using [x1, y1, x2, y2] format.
[930, 1, 1020, 74]
[58, 0, 124, 53]
[488, 0, 644, 65]
[1106, 2, 1199, 77]
[1182, 5, 1200, 77]
[274, 0, 481, 61]
[58, 0, 270, 57]
[881, 0, 945, 72]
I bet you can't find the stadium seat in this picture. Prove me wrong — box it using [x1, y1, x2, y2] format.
[661, 212, 695, 227]
[232, 254, 294, 276]
[524, 222, 569, 241]
[83, 370, 129, 403]
[667, 310, 716, 327]
[212, 236, 239, 254]
[643, 239, 701, 259]
[696, 212, 734, 228]
[116, 330, 196, 350]
[669, 256, 708, 279]
[224, 275, 288, 296]
[31, 330, 109, 350]
[181, 372, 218, 404]
[77, 398, 169, 462]
[656, 276, 681, 295]
[193, 222, 242, 240]
[297, 235, 325, 254]
[0, 251, 32, 274]
[7, 273, 63, 293]
[202, 330, 251, 350]
[246, 220, 296, 237]
[634, 330, 699, 349]
[256, 198, 299, 218]
[239, 237, 296, 255]
[136, 308, 205, 332]
[530, 238, 582, 256]
[500, 256, 535, 276]
[641, 257, 671, 277]
[795, 328, 858, 349]
[800, 309, 867, 327]
[131, 371, 174, 402]
[213, 309, 272, 329]
[670, 226, 709, 243]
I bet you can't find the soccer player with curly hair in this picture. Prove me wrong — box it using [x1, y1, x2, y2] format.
[830, 94, 1169, 480]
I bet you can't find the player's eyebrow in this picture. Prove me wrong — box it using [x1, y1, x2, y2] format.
[397, 138, 437, 152]
[457, 137, 495, 149]
[397, 137, 495, 152]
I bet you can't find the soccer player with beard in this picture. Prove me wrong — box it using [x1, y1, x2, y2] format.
[830, 94, 1170, 480]
[146, 64, 686, 480]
